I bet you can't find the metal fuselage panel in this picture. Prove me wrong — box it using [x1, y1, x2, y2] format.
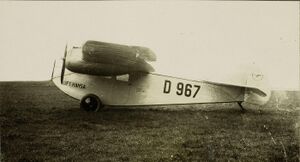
[52, 68, 245, 106]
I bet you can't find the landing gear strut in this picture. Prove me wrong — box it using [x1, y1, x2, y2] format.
[80, 94, 104, 112]
[237, 102, 245, 111]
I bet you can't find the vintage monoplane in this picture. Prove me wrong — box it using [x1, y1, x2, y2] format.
[51, 40, 271, 112]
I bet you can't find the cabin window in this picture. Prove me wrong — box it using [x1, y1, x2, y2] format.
[117, 74, 129, 82]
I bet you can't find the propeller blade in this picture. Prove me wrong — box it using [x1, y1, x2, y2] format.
[61, 44, 67, 84]
[51, 60, 56, 80]
[64, 43, 68, 58]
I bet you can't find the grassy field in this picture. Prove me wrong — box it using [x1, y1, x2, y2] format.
[0, 81, 299, 161]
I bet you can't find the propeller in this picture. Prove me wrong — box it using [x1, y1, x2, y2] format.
[50, 60, 56, 80]
[61, 44, 68, 84]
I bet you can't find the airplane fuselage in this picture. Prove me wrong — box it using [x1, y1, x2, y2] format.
[52, 69, 245, 106]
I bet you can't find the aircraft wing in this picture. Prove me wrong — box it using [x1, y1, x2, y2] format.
[65, 40, 156, 76]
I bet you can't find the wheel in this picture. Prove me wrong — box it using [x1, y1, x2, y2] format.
[80, 94, 103, 112]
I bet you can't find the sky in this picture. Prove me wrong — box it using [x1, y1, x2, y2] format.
[0, 1, 299, 90]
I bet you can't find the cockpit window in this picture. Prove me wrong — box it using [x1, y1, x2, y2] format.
[116, 74, 129, 82]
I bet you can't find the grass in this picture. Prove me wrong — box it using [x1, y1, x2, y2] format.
[0, 81, 299, 161]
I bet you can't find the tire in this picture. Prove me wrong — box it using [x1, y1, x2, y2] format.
[80, 94, 103, 112]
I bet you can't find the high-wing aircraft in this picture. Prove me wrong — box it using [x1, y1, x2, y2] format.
[51, 40, 271, 112]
